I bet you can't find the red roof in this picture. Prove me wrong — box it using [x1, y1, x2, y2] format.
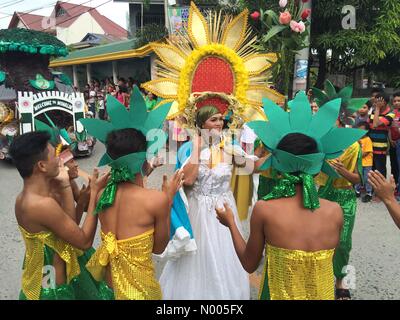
[8, 12, 47, 31]
[52, 1, 127, 38]
[8, 1, 127, 39]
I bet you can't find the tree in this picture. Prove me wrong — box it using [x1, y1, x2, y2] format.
[239, 0, 400, 89]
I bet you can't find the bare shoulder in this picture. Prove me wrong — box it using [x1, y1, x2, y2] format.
[251, 200, 275, 222]
[319, 198, 343, 221]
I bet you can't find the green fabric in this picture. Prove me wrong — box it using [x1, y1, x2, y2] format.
[263, 173, 320, 210]
[257, 175, 277, 200]
[0, 70, 5, 83]
[311, 80, 368, 126]
[19, 245, 75, 300]
[318, 183, 357, 280]
[357, 147, 364, 185]
[95, 166, 135, 215]
[259, 247, 271, 300]
[79, 86, 171, 181]
[247, 91, 366, 176]
[19, 246, 112, 300]
[195, 105, 220, 128]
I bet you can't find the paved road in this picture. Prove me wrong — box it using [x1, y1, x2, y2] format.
[0, 144, 399, 299]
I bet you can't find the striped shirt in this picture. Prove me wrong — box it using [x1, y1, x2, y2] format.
[368, 107, 395, 155]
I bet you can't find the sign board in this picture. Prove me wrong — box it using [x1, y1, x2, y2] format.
[17, 91, 85, 135]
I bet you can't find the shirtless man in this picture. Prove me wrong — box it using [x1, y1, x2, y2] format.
[11, 131, 109, 299]
[86, 128, 184, 300]
[216, 133, 344, 300]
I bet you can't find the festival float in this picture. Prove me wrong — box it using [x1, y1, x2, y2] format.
[0, 28, 95, 161]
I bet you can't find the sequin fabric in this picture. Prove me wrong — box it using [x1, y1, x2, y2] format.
[18, 226, 83, 300]
[261, 244, 335, 300]
[86, 229, 162, 300]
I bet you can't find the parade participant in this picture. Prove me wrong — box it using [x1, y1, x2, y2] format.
[159, 105, 253, 299]
[216, 92, 365, 300]
[354, 102, 371, 127]
[142, 3, 283, 299]
[354, 122, 374, 202]
[80, 87, 183, 300]
[389, 92, 400, 192]
[316, 117, 363, 300]
[10, 131, 110, 300]
[368, 171, 400, 229]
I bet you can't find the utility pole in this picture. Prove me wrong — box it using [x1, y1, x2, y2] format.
[292, 0, 312, 94]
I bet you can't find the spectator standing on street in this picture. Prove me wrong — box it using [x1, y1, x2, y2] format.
[368, 93, 394, 178]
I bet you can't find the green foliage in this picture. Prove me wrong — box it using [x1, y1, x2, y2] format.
[0, 28, 68, 56]
[135, 23, 168, 47]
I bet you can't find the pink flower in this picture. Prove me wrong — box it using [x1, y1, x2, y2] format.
[279, 0, 287, 8]
[250, 11, 260, 20]
[279, 11, 292, 25]
[290, 20, 306, 33]
[301, 9, 311, 20]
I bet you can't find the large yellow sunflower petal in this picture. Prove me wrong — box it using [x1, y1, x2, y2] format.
[246, 85, 285, 106]
[244, 53, 278, 76]
[142, 79, 179, 100]
[221, 9, 249, 51]
[151, 43, 186, 72]
[188, 2, 210, 48]
[166, 101, 181, 120]
[241, 105, 267, 122]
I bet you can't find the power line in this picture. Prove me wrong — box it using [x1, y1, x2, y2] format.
[0, 0, 25, 10]
[0, 0, 62, 20]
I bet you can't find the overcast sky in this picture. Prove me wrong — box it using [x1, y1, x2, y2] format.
[0, 0, 129, 30]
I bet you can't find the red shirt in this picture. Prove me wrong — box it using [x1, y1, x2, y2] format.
[391, 108, 400, 141]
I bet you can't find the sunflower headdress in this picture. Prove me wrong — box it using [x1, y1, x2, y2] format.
[79, 86, 171, 214]
[311, 80, 368, 126]
[248, 91, 366, 210]
[142, 2, 284, 129]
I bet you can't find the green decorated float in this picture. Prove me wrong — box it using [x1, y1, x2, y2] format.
[0, 28, 95, 161]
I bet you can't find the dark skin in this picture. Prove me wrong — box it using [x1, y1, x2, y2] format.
[15, 143, 110, 285]
[98, 168, 184, 289]
[216, 185, 343, 273]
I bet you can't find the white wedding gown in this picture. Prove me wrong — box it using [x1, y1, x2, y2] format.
[159, 161, 250, 300]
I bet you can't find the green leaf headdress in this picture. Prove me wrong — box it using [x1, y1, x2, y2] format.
[311, 80, 369, 126]
[79, 86, 172, 214]
[34, 113, 75, 154]
[247, 91, 366, 210]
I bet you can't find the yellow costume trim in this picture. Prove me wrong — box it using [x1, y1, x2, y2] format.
[86, 229, 162, 300]
[19, 226, 82, 300]
[55, 143, 63, 156]
[264, 243, 335, 300]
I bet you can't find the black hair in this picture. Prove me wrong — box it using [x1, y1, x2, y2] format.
[366, 100, 373, 109]
[277, 133, 318, 155]
[376, 92, 390, 103]
[371, 88, 382, 95]
[9, 131, 51, 178]
[356, 121, 370, 129]
[393, 92, 400, 98]
[106, 128, 147, 160]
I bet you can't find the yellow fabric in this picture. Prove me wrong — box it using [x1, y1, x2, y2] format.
[86, 229, 161, 300]
[315, 142, 360, 188]
[230, 169, 253, 220]
[263, 243, 335, 300]
[18, 226, 83, 300]
[360, 137, 373, 167]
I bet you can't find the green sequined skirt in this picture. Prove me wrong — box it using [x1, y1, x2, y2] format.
[19, 246, 114, 300]
[318, 186, 357, 280]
